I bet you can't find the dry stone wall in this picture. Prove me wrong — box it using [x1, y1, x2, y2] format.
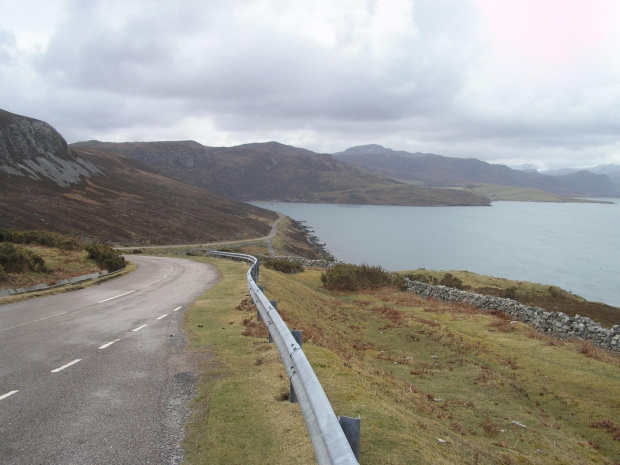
[404, 279, 620, 352]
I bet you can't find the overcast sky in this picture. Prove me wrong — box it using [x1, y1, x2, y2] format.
[1, 0, 619, 169]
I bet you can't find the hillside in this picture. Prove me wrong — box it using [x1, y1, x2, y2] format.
[334, 145, 619, 198]
[0, 109, 278, 245]
[71, 140, 490, 206]
[184, 258, 620, 464]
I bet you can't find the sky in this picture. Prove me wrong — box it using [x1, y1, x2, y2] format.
[1, 0, 620, 170]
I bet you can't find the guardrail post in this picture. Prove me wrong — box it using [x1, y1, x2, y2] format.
[339, 416, 361, 462]
[289, 330, 303, 403]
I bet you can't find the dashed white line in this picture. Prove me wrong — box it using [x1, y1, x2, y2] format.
[51, 359, 82, 373]
[99, 339, 121, 349]
[0, 390, 19, 401]
[172, 306, 182, 312]
[132, 324, 148, 332]
[98, 290, 136, 303]
[0, 311, 69, 333]
[156, 314, 168, 320]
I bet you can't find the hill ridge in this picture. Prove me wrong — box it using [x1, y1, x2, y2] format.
[71, 140, 490, 206]
[334, 144, 619, 197]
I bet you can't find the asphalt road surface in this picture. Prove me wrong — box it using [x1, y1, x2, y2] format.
[0, 255, 219, 465]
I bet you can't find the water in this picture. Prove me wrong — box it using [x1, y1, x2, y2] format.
[251, 201, 620, 307]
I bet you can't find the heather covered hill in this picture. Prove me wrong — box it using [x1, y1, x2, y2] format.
[71, 140, 490, 206]
[0, 109, 277, 245]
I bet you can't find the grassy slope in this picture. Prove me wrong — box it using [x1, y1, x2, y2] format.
[458, 184, 604, 203]
[185, 260, 620, 464]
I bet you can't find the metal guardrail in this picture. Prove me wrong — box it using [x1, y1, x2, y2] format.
[208, 251, 359, 465]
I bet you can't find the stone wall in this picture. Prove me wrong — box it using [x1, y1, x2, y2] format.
[257, 254, 335, 269]
[404, 279, 620, 352]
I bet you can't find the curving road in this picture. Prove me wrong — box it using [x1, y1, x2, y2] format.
[117, 213, 285, 254]
[0, 255, 218, 465]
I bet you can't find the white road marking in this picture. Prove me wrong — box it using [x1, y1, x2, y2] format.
[156, 314, 168, 320]
[0, 390, 19, 401]
[145, 265, 174, 288]
[172, 306, 182, 312]
[0, 312, 68, 333]
[51, 359, 82, 373]
[132, 324, 147, 332]
[98, 290, 136, 303]
[99, 339, 120, 349]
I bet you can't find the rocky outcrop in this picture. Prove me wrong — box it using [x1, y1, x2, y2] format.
[0, 109, 101, 186]
[404, 279, 620, 352]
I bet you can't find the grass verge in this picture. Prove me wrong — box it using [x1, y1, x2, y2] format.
[183, 258, 315, 464]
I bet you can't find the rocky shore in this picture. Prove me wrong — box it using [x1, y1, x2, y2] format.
[292, 220, 334, 260]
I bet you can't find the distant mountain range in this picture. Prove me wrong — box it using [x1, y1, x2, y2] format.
[71, 140, 490, 206]
[0, 109, 277, 245]
[334, 145, 619, 198]
[541, 164, 620, 192]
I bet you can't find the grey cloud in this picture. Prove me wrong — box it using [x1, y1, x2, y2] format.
[35, 0, 478, 128]
[3, 0, 618, 170]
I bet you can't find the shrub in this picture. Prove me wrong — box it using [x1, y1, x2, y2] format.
[321, 263, 395, 291]
[86, 243, 126, 272]
[0, 242, 47, 273]
[440, 273, 464, 289]
[548, 286, 570, 299]
[0, 229, 83, 250]
[0, 263, 6, 282]
[131, 249, 143, 254]
[264, 259, 304, 274]
[504, 286, 517, 300]
[405, 273, 439, 285]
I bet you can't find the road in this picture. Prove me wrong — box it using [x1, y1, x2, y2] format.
[266, 214, 284, 256]
[117, 213, 285, 255]
[0, 255, 218, 464]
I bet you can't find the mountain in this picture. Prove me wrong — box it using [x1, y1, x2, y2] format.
[0, 109, 277, 245]
[545, 164, 620, 193]
[334, 145, 618, 198]
[71, 140, 490, 206]
[511, 163, 540, 173]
